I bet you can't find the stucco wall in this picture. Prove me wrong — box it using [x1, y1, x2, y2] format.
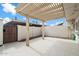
[17, 25, 71, 41]
[17, 25, 41, 41]
[76, 17, 79, 33]
[44, 26, 71, 39]
[0, 20, 3, 45]
[75, 17, 79, 43]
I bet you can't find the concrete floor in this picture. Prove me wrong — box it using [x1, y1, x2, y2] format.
[0, 37, 79, 56]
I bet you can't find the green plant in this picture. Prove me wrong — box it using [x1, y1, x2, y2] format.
[71, 33, 76, 40]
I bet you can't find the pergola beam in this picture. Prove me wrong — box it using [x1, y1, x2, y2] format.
[32, 11, 64, 21]
[16, 3, 64, 21]
[30, 3, 51, 14]
[33, 8, 63, 18]
[30, 3, 63, 15]
[39, 11, 64, 20]
[34, 7, 63, 17]
[19, 11, 45, 21]
[16, 3, 31, 12]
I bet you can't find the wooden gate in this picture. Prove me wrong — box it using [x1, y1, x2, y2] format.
[3, 26, 17, 43]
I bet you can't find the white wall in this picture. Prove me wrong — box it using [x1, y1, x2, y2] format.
[31, 27, 41, 37]
[17, 25, 41, 41]
[44, 26, 71, 39]
[75, 16, 79, 43]
[0, 20, 3, 45]
[17, 25, 27, 41]
[17, 25, 71, 41]
[75, 16, 79, 33]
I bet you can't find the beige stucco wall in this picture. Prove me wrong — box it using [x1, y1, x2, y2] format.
[17, 25, 27, 41]
[17, 25, 71, 41]
[75, 17, 79, 43]
[76, 17, 79, 32]
[17, 25, 41, 41]
[44, 26, 71, 39]
[0, 20, 3, 45]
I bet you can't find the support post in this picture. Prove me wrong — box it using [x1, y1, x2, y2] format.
[26, 16, 30, 46]
[42, 21, 45, 39]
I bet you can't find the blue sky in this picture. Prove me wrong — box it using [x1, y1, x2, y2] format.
[0, 3, 65, 26]
[0, 3, 25, 21]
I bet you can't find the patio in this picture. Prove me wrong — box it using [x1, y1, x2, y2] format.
[0, 37, 79, 56]
[15, 3, 79, 46]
